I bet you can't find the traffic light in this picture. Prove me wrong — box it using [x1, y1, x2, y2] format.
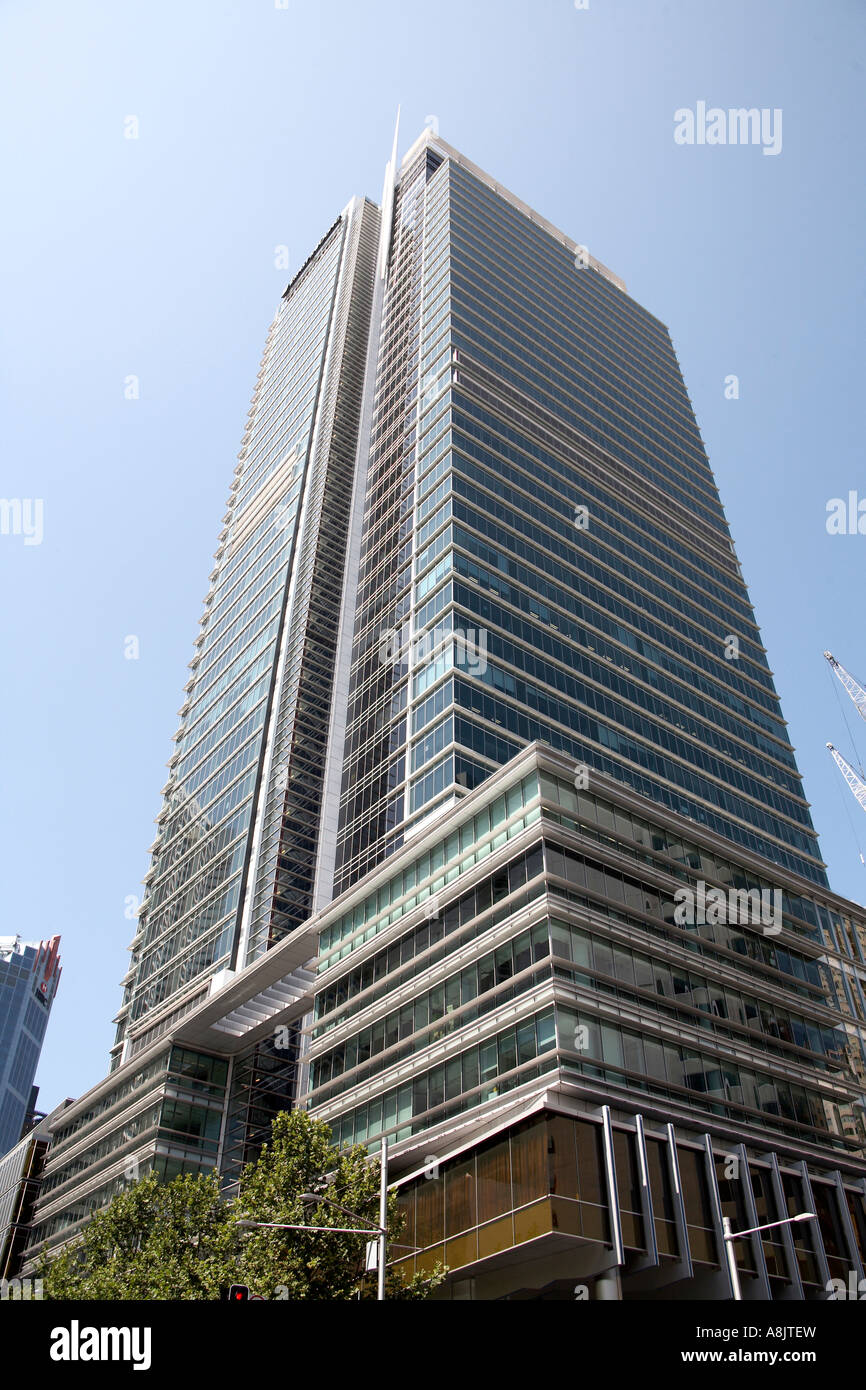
[220, 1284, 250, 1302]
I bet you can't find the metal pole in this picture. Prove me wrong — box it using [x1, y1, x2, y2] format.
[377, 1135, 388, 1302]
[722, 1216, 742, 1301]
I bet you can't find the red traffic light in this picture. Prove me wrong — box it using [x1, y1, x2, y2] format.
[228, 1284, 249, 1301]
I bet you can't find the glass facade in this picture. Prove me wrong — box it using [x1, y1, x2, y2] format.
[0, 937, 60, 1159]
[22, 132, 866, 1300]
[307, 749, 864, 1162]
[335, 142, 824, 894]
[112, 198, 380, 1068]
[27, 1045, 229, 1249]
[335, 144, 449, 888]
[393, 1108, 866, 1300]
[0, 1119, 56, 1281]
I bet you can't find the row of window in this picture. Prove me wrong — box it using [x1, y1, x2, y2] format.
[544, 842, 822, 992]
[451, 391, 739, 615]
[445, 167, 716, 509]
[449, 562, 794, 770]
[394, 1106, 864, 1285]
[315, 849, 545, 1033]
[450, 500, 781, 766]
[442, 633, 824, 884]
[542, 772, 829, 940]
[318, 774, 540, 965]
[449, 418, 754, 638]
[311, 917, 551, 1098]
[551, 916, 843, 1065]
[444, 159, 696, 428]
[558, 1005, 841, 1143]
[450, 529, 786, 737]
[319, 1008, 557, 1151]
[452, 286, 719, 537]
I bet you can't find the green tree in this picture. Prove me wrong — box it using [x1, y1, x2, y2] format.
[234, 1109, 441, 1300]
[40, 1170, 237, 1300]
[41, 1110, 444, 1301]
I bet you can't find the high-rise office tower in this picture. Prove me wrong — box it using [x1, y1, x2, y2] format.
[334, 136, 822, 894]
[110, 195, 380, 1072]
[0, 936, 61, 1158]
[23, 191, 382, 1252]
[25, 130, 866, 1300]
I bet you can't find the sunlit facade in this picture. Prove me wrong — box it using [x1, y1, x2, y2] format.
[308, 744, 866, 1299]
[21, 131, 866, 1299]
[111, 198, 380, 1070]
[334, 134, 823, 896]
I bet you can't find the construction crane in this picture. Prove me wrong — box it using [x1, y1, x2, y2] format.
[824, 653, 866, 865]
[826, 744, 866, 817]
[825, 651, 866, 724]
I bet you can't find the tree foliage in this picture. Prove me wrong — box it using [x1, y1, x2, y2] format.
[40, 1110, 445, 1301]
[39, 1170, 236, 1300]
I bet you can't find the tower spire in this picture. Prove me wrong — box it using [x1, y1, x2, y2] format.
[377, 106, 401, 281]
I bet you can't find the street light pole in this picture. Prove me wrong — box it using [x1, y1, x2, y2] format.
[721, 1216, 742, 1301]
[722, 1211, 815, 1301]
[239, 1161, 408, 1301]
[377, 1136, 388, 1303]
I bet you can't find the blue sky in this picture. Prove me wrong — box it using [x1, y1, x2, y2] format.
[1, 0, 864, 1115]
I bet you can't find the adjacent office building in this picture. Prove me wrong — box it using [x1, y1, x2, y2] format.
[0, 936, 61, 1159]
[0, 1098, 72, 1282]
[23, 129, 866, 1299]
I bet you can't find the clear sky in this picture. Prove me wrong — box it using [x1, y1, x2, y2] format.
[1, 0, 863, 1116]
